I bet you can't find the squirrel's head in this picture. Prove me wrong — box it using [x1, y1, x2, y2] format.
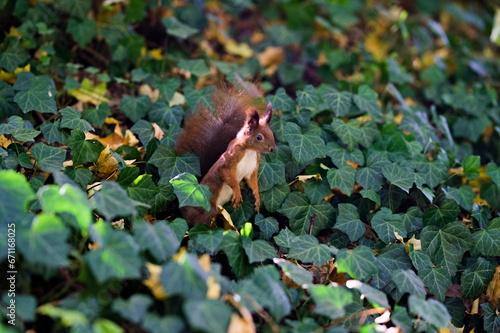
[240, 102, 276, 153]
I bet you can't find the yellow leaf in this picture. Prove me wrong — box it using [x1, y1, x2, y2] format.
[148, 48, 163, 60]
[138, 84, 160, 102]
[407, 235, 421, 251]
[225, 39, 254, 58]
[123, 130, 139, 147]
[227, 295, 256, 333]
[89, 146, 118, 181]
[257, 46, 284, 75]
[104, 117, 121, 125]
[7, 27, 22, 37]
[206, 276, 221, 299]
[250, 31, 265, 44]
[365, 33, 389, 61]
[487, 266, 500, 310]
[0, 135, 14, 148]
[169, 91, 185, 106]
[68, 78, 110, 105]
[151, 123, 164, 141]
[0, 65, 30, 84]
[143, 262, 168, 300]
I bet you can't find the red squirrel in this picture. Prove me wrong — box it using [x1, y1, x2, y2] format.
[175, 86, 276, 224]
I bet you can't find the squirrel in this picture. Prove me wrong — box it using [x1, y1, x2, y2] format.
[175, 85, 276, 224]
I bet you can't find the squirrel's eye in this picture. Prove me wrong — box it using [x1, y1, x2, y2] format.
[256, 134, 263, 141]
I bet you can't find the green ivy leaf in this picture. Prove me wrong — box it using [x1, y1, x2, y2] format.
[443, 185, 474, 211]
[471, 217, 500, 256]
[353, 85, 382, 120]
[38, 184, 93, 233]
[31, 142, 66, 172]
[162, 17, 199, 39]
[335, 203, 365, 242]
[261, 183, 290, 212]
[254, 214, 279, 240]
[486, 162, 500, 186]
[242, 238, 276, 263]
[120, 95, 151, 123]
[40, 120, 68, 145]
[0, 170, 35, 223]
[462, 155, 480, 180]
[178, 59, 210, 77]
[258, 160, 286, 192]
[336, 246, 380, 280]
[327, 164, 356, 196]
[391, 269, 426, 297]
[283, 122, 326, 163]
[134, 220, 180, 262]
[480, 183, 500, 211]
[150, 178, 175, 215]
[288, 235, 334, 266]
[345, 280, 390, 308]
[220, 231, 252, 278]
[14, 74, 57, 114]
[10, 128, 40, 142]
[0, 115, 24, 134]
[67, 129, 104, 166]
[112, 295, 152, 324]
[322, 87, 352, 117]
[325, 142, 364, 167]
[65, 166, 93, 188]
[83, 103, 112, 128]
[419, 266, 450, 302]
[170, 173, 211, 211]
[371, 207, 407, 243]
[359, 121, 379, 148]
[309, 285, 353, 320]
[409, 295, 451, 328]
[19, 213, 70, 268]
[274, 259, 313, 285]
[191, 226, 224, 254]
[0, 37, 30, 72]
[297, 85, 320, 109]
[331, 118, 362, 151]
[67, 18, 97, 47]
[86, 220, 141, 283]
[461, 257, 496, 300]
[356, 166, 383, 191]
[126, 174, 158, 216]
[267, 87, 295, 112]
[93, 181, 138, 221]
[278, 192, 335, 235]
[143, 314, 185, 333]
[413, 159, 448, 189]
[60, 107, 93, 132]
[149, 145, 200, 179]
[273, 227, 295, 249]
[382, 163, 415, 193]
[421, 222, 473, 277]
[0, 81, 15, 117]
[422, 199, 460, 227]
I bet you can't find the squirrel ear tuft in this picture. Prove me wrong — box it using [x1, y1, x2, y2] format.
[262, 101, 273, 124]
[246, 109, 260, 133]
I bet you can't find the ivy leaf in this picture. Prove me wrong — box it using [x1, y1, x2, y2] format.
[67, 18, 97, 47]
[422, 199, 460, 227]
[486, 162, 500, 186]
[220, 231, 252, 278]
[0, 115, 23, 134]
[322, 87, 352, 117]
[10, 128, 40, 142]
[391, 269, 426, 297]
[191, 227, 223, 255]
[162, 17, 199, 39]
[274, 259, 313, 285]
[150, 178, 176, 215]
[93, 181, 138, 221]
[283, 122, 326, 163]
[334, 203, 365, 242]
[126, 174, 158, 216]
[419, 266, 450, 302]
[413, 159, 447, 189]
[288, 235, 334, 266]
[421, 222, 473, 277]
[142, 314, 185, 333]
[170, 173, 211, 211]
[359, 121, 379, 148]
[14, 74, 57, 114]
[409, 295, 451, 328]
[86, 221, 141, 283]
[258, 160, 286, 192]
[461, 258, 496, 300]
[346, 280, 390, 308]
[356, 166, 384, 191]
[67, 129, 104, 166]
[309, 285, 353, 320]
[382, 163, 415, 193]
[336, 246, 380, 280]
[242, 238, 276, 263]
[372, 244, 413, 292]
[178, 59, 210, 77]
[371, 207, 407, 244]
[157, 78, 181, 101]
[130, 120, 155, 147]
[267, 87, 295, 112]
[471, 217, 500, 256]
[60, 106, 93, 132]
[40, 120, 68, 145]
[83, 103, 112, 128]
[149, 145, 200, 179]
[462, 155, 480, 181]
[0, 81, 15, 116]
[0, 37, 30, 72]
[65, 166, 93, 188]
[353, 85, 382, 120]
[296, 85, 320, 109]
[134, 220, 180, 262]
[0, 170, 35, 223]
[183, 299, 231, 333]
[18, 213, 70, 268]
[273, 227, 295, 248]
[31, 142, 66, 172]
[443, 185, 474, 211]
[278, 192, 335, 235]
[120, 95, 151, 123]
[38, 184, 93, 233]
[112, 295, 152, 324]
[261, 183, 290, 212]
[331, 118, 362, 151]
[480, 183, 500, 211]
[254, 214, 279, 240]
[327, 164, 356, 196]
[325, 142, 364, 167]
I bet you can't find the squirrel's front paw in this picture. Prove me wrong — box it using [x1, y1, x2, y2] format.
[254, 200, 260, 212]
[232, 193, 243, 208]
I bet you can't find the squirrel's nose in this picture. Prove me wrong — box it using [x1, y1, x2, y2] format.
[269, 146, 275, 153]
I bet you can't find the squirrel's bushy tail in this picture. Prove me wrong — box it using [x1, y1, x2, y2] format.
[175, 82, 266, 176]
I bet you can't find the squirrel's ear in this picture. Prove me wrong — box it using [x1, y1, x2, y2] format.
[246, 110, 260, 133]
[261, 101, 273, 124]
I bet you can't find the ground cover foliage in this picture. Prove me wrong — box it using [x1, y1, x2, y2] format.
[1, 0, 500, 332]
